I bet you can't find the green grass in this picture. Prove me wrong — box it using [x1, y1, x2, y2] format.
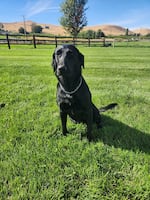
[0, 45, 150, 199]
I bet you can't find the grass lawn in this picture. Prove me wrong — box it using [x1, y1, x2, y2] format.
[0, 44, 150, 199]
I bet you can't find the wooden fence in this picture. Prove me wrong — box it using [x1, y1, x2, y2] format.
[0, 34, 114, 49]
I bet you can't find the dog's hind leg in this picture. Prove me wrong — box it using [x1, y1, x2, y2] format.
[92, 104, 102, 128]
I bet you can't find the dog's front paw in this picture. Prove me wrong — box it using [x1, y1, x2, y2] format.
[62, 130, 69, 136]
[87, 134, 94, 142]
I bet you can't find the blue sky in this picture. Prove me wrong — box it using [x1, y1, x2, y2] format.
[1, 0, 150, 29]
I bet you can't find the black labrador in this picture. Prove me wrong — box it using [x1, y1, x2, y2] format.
[52, 44, 117, 141]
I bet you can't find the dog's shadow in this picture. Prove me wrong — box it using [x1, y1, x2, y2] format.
[92, 115, 150, 154]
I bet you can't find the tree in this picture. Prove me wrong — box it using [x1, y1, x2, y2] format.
[60, 0, 88, 37]
[0, 23, 4, 30]
[125, 28, 129, 36]
[31, 23, 43, 33]
[18, 27, 25, 34]
[96, 29, 105, 38]
[86, 30, 96, 39]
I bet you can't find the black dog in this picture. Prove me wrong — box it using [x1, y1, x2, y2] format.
[52, 44, 117, 141]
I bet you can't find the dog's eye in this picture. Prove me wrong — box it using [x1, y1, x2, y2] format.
[56, 49, 62, 56]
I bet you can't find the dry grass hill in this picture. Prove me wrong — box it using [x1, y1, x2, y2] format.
[3, 21, 66, 35]
[2, 21, 150, 36]
[133, 28, 150, 36]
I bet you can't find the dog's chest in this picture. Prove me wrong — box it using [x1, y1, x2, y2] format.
[57, 93, 86, 123]
[58, 93, 81, 111]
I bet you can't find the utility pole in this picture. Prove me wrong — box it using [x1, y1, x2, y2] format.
[23, 15, 27, 39]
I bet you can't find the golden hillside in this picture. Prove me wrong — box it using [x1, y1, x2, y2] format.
[2, 21, 150, 36]
[133, 28, 150, 35]
[3, 21, 67, 35]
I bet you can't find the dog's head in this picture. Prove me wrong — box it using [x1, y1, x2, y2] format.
[52, 45, 84, 78]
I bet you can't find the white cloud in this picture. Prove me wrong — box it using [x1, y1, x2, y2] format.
[24, 0, 59, 18]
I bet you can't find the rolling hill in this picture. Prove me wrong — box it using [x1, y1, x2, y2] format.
[2, 21, 150, 36]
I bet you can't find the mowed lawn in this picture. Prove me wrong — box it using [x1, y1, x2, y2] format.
[0, 44, 150, 199]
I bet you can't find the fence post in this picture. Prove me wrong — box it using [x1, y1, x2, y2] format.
[88, 38, 90, 47]
[6, 34, 11, 49]
[33, 34, 36, 48]
[113, 39, 115, 48]
[73, 37, 76, 46]
[103, 37, 105, 47]
[55, 36, 57, 47]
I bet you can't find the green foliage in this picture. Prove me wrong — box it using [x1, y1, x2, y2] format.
[0, 45, 150, 199]
[18, 27, 25, 34]
[31, 23, 43, 33]
[85, 29, 95, 39]
[79, 29, 105, 38]
[125, 28, 129, 36]
[96, 29, 105, 38]
[0, 22, 4, 30]
[60, 0, 88, 37]
[145, 33, 150, 37]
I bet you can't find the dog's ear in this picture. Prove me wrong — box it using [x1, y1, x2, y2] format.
[79, 52, 84, 68]
[52, 53, 57, 72]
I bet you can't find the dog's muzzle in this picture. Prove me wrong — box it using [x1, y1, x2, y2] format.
[57, 65, 67, 76]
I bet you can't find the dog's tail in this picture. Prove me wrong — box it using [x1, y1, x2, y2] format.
[99, 103, 118, 113]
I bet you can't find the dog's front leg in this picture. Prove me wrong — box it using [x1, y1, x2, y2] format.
[60, 111, 68, 136]
[86, 109, 93, 141]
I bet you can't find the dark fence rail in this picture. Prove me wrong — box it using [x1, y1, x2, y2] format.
[0, 34, 115, 49]
[1, 33, 149, 49]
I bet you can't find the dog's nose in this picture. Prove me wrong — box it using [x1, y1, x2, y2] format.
[58, 65, 66, 74]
